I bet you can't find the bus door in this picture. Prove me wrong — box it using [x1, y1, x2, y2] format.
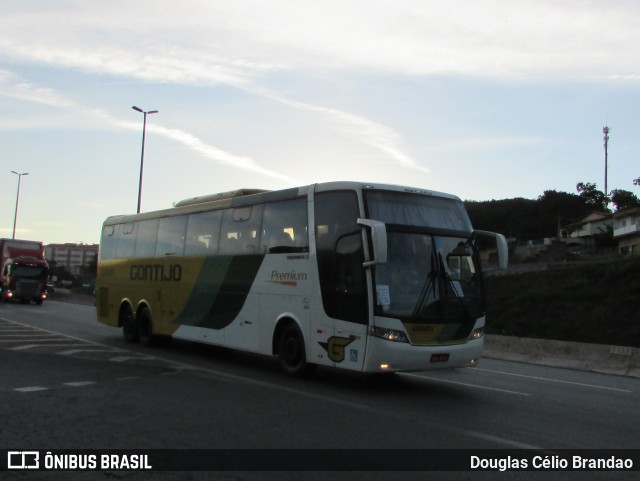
[314, 189, 368, 371]
[329, 232, 368, 371]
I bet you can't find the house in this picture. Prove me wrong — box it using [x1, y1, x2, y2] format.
[564, 211, 613, 239]
[557, 211, 613, 257]
[613, 206, 640, 257]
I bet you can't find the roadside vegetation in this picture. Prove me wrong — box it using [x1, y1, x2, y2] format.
[484, 258, 640, 347]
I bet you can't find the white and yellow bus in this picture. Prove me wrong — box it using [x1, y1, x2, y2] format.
[96, 182, 507, 375]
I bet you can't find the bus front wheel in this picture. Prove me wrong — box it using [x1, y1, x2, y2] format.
[277, 323, 314, 377]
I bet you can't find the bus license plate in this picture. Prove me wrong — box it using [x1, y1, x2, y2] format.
[430, 353, 449, 363]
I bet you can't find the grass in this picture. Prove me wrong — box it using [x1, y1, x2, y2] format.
[484, 258, 640, 347]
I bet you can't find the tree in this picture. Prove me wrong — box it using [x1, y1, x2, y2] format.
[576, 182, 609, 211]
[610, 189, 640, 212]
[465, 190, 594, 241]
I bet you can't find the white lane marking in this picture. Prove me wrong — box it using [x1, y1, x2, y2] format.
[15, 386, 48, 392]
[12, 344, 88, 350]
[63, 381, 96, 387]
[465, 431, 543, 449]
[58, 349, 119, 356]
[0, 328, 40, 332]
[0, 338, 66, 342]
[475, 367, 633, 393]
[110, 355, 155, 362]
[400, 372, 531, 396]
[0, 333, 58, 337]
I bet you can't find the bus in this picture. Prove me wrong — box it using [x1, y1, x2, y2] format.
[96, 182, 507, 375]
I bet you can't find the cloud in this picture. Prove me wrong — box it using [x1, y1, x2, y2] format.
[0, 70, 74, 109]
[0, 70, 295, 181]
[2, 1, 639, 179]
[3, 1, 640, 80]
[150, 125, 297, 182]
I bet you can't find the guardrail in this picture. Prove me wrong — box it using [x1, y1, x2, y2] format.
[484, 334, 640, 378]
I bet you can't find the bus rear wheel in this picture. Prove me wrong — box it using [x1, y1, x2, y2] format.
[137, 307, 157, 346]
[277, 323, 314, 377]
[121, 304, 138, 343]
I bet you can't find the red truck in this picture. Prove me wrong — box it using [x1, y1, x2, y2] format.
[0, 238, 49, 305]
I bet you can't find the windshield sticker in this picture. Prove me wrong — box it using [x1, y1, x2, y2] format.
[376, 285, 391, 311]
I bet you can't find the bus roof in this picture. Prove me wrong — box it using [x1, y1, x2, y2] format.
[174, 189, 270, 207]
[102, 182, 462, 226]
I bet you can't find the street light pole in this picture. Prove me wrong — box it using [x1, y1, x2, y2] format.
[132, 106, 158, 213]
[11, 170, 29, 239]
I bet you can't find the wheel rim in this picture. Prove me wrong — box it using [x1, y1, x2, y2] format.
[283, 336, 301, 366]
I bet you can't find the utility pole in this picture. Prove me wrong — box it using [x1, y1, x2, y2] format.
[132, 106, 158, 214]
[603, 125, 610, 200]
[11, 171, 29, 239]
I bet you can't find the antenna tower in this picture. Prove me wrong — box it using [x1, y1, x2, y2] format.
[603, 126, 610, 198]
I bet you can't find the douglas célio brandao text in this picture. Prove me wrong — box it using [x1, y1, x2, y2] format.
[470, 455, 634, 471]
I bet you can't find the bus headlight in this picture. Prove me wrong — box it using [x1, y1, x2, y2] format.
[468, 327, 484, 340]
[369, 326, 409, 343]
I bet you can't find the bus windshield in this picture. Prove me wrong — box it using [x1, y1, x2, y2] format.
[365, 191, 483, 322]
[373, 231, 483, 321]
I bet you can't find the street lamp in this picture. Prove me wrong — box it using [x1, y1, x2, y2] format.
[11, 171, 29, 239]
[132, 106, 158, 213]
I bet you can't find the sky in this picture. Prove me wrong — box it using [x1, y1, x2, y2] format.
[1, 0, 638, 245]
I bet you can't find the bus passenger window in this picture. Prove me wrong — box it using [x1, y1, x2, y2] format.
[220, 205, 263, 255]
[185, 210, 222, 256]
[262, 198, 308, 254]
[100, 225, 117, 260]
[135, 219, 159, 258]
[116, 223, 136, 258]
[156, 216, 187, 257]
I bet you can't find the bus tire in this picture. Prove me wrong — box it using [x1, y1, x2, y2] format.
[277, 323, 314, 377]
[121, 304, 138, 343]
[137, 307, 156, 347]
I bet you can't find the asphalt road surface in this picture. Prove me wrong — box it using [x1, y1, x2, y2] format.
[1, 299, 638, 481]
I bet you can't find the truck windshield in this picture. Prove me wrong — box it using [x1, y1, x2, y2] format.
[12, 265, 46, 279]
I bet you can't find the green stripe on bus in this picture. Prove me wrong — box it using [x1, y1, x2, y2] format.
[173, 255, 265, 329]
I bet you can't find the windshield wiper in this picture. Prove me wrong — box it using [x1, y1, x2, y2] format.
[411, 270, 436, 321]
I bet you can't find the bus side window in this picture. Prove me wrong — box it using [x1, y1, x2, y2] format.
[156, 216, 187, 257]
[220, 206, 263, 255]
[262, 198, 308, 254]
[185, 210, 222, 256]
[100, 225, 116, 260]
[135, 219, 159, 258]
[116, 223, 136, 259]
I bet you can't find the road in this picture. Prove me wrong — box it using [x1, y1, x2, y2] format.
[1, 300, 639, 480]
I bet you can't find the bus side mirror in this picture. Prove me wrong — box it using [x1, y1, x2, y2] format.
[357, 219, 388, 267]
[474, 230, 509, 269]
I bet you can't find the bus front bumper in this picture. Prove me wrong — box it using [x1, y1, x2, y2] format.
[362, 335, 484, 373]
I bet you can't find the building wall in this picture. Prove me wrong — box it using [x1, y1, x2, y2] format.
[45, 243, 99, 276]
[613, 208, 640, 257]
[618, 236, 640, 257]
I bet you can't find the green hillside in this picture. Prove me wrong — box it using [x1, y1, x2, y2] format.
[484, 258, 640, 347]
